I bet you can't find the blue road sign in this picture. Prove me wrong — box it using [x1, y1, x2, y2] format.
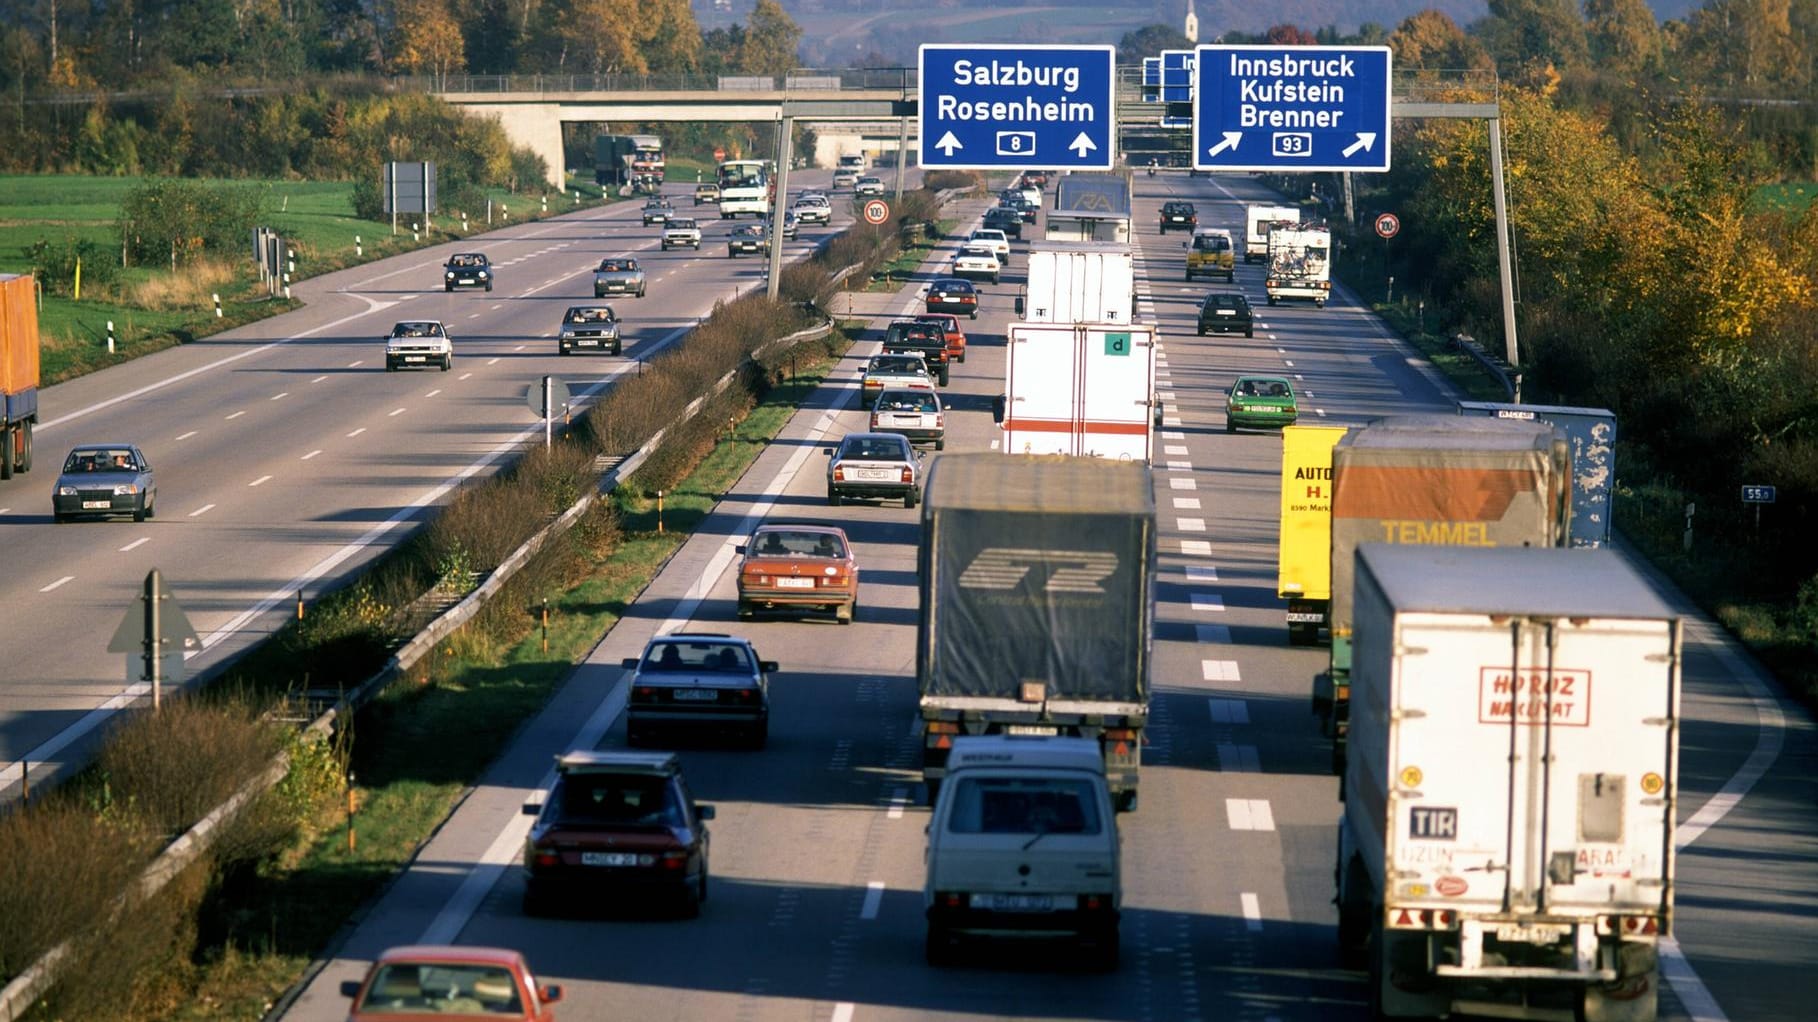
[1160, 50, 1194, 103]
[919, 44, 1115, 170]
[1742, 484, 1777, 504]
[1192, 44, 1392, 173]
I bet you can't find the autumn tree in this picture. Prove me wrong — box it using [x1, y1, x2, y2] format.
[1478, 0, 1590, 75]
[739, 0, 801, 75]
[553, 0, 644, 74]
[1674, 0, 1806, 90]
[1389, 10, 1491, 71]
[1264, 24, 1318, 45]
[1584, 0, 1663, 76]
[1117, 24, 1189, 62]
[388, 0, 467, 83]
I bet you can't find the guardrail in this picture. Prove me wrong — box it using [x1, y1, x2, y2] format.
[1449, 332, 1520, 400]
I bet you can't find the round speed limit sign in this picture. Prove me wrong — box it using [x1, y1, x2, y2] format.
[862, 199, 890, 225]
[1374, 212, 1401, 239]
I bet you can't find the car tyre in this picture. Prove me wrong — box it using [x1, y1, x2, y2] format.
[937, 367, 950, 387]
[133, 500, 147, 523]
[52, 512, 65, 523]
[485, 282, 492, 292]
[1197, 325, 1206, 336]
[144, 495, 155, 520]
[441, 355, 452, 371]
[678, 873, 704, 919]
[925, 925, 957, 967]
[639, 286, 647, 298]
[904, 488, 918, 509]
[968, 310, 977, 320]
[444, 284, 453, 293]
[836, 602, 853, 625]
[1226, 419, 1237, 434]
[1245, 328, 1254, 338]
[827, 488, 841, 507]
[934, 438, 945, 451]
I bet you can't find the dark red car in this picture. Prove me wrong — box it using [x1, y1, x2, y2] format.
[342, 945, 563, 1020]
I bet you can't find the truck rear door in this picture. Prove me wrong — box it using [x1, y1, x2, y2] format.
[1385, 613, 1677, 922]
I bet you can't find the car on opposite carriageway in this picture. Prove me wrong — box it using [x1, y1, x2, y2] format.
[443, 252, 493, 292]
[384, 319, 453, 372]
[558, 305, 622, 355]
[52, 444, 157, 523]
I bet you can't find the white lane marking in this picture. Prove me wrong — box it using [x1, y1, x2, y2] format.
[1166, 460, 1191, 472]
[225, 411, 245, 420]
[311, 375, 329, 383]
[1241, 893, 1263, 931]
[301, 450, 322, 461]
[887, 788, 909, 820]
[1162, 431, 1185, 439]
[249, 475, 272, 487]
[1208, 698, 1250, 724]
[487, 357, 502, 365]
[1202, 660, 1241, 682]
[1159, 391, 1177, 401]
[1178, 518, 1206, 532]
[1174, 497, 1202, 510]
[1661, 937, 1729, 1022]
[1190, 593, 1224, 612]
[0, 508, 8, 515]
[459, 372, 474, 381]
[832, 1006, 855, 1022]
[188, 504, 215, 517]
[1184, 565, 1217, 581]
[1218, 743, 1261, 772]
[349, 360, 364, 368]
[1170, 477, 1197, 490]
[118, 538, 150, 552]
[270, 392, 289, 401]
[1164, 445, 1190, 456]
[347, 427, 367, 438]
[40, 576, 74, 592]
[1163, 416, 1183, 427]
[1226, 799, 1275, 831]
[175, 430, 197, 441]
[1284, 360, 1294, 367]
[860, 881, 885, 920]
[990, 439, 1000, 450]
[425, 389, 443, 398]
[1181, 539, 1212, 556]
[1197, 624, 1233, 644]
[468, 313, 482, 319]
[388, 408, 406, 417]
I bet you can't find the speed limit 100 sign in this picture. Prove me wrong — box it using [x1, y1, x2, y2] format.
[862, 199, 890, 225]
[1374, 212, 1401, 239]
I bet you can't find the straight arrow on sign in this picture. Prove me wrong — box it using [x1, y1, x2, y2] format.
[1069, 132, 1097, 158]
[1206, 131, 1241, 158]
[935, 131, 963, 157]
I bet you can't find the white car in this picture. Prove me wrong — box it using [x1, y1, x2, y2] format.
[950, 244, 1001, 285]
[855, 176, 885, 197]
[833, 169, 859, 189]
[384, 320, 452, 372]
[966, 228, 1011, 261]
[792, 197, 832, 225]
[661, 217, 702, 250]
[861, 352, 934, 394]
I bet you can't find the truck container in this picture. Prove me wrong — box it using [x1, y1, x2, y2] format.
[996, 322, 1158, 462]
[1315, 416, 1573, 769]
[1018, 242, 1133, 325]
[0, 273, 41, 479]
[1336, 544, 1678, 1022]
[918, 454, 1154, 810]
[1277, 425, 1348, 645]
[1047, 172, 1131, 243]
[1458, 402, 1617, 548]
[1265, 223, 1332, 306]
[1244, 203, 1300, 263]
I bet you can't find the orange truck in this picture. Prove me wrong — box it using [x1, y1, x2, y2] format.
[0, 273, 40, 479]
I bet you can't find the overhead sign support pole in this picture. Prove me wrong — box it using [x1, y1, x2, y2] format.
[767, 114, 793, 302]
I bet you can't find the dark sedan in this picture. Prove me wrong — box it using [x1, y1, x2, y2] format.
[53, 444, 156, 522]
[924, 276, 979, 320]
[983, 206, 1024, 239]
[1197, 291, 1255, 337]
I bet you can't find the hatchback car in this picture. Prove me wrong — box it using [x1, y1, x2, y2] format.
[640, 198, 674, 225]
[871, 387, 945, 449]
[520, 751, 714, 918]
[384, 319, 453, 372]
[861, 352, 934, 394]
[1159, 201, 1198, 233]
[736, 523, 859, 623]
[1225, 375, 1298, 433]
[913, 313, 968, 364]
[443, 252, 492, 292]
[792, 196, 832, 225]
[982, 206, 1024, 239]
[924, 276, 979, 320]
[827, 432, 921, 508]
[343, 945, 564, 1021]
[727, 225, 769, 257]
[855, 176, 886, 197]
[622, 633, 776, 747]
[52, 445, 156, 522]
[1197, 292, 1255, 337]
[966, 228, 1011, 260]
[558, 305, 621, 356]
[950, 244, 1001, 284]
[693, 182, 720, 205]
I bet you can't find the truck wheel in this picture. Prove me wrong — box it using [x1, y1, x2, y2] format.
[1115, 790, 1137, 813]
[1316, 299, 1325, 308]
[0, 426, 12, 480]
[18, 420, 30, 472]
[1577, 944, 1659, 1022]
[1336, 858, 1372, 967]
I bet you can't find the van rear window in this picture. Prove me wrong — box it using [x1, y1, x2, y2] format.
[945, 778, 1102, 835]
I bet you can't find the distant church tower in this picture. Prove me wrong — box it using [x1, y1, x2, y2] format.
[1184, 0, 1199, 43]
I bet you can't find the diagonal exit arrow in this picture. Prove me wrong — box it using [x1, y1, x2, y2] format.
[1205, 131, 1242, 158]
[934, 131, 963, 157]
[1342, 132, 1378, 158]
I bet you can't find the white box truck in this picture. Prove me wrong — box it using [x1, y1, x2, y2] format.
[1336, 545, 1679, 1022]
[1244, 203, 1300, 263]
[1018, 242, 1133, 325]
[995, 322, 1159, 462]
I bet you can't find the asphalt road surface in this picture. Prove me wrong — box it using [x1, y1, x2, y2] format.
[0, 172, 849, 800]
[191, 171, 1818, 1022]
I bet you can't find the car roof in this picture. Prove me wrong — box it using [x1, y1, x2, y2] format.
[393, 320, 444, 327]
[554, 750, 679, 776]
[927, 276, 973, 287]
[753, 522, 849, 537]
[66, 443, 140, 454]
[842, 431, 913, 444]
[1234, 374, 1293, 384]
[451, 252, 487, 259]
[947, 735, 1107, 776]
[1204, 292, 1247, 302]
[375, 945, 525, 968]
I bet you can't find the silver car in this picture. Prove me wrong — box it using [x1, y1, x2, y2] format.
[826, 432, 922, 507]
[558, 305, 622, 355]
[53, 444, 156, 522]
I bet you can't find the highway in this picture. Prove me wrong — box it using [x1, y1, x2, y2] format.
[271, 170, 1818, 1021]
[0, 172, 851, 799]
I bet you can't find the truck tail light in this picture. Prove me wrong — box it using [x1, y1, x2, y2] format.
[1600, 914, 1660, 936]
[926, 721, 960, 735]
[1390, 908, 1456, 930]
[1103, 728, 1137, 741]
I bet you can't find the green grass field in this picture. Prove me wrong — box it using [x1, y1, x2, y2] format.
[1751, 182, 1818, 214]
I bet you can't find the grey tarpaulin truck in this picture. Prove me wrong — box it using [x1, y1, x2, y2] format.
[917, 454, 1154, 810]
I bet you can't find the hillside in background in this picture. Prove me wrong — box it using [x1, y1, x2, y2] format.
[695, 0, 1697, 66]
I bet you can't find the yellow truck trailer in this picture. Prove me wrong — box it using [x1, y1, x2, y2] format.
[1277, 425, 1347, 645]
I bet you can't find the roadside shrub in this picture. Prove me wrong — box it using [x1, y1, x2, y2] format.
[93, 696, 285, 841]
[922, 169, 982, 192]
[0, 800, 151, 985]
[118, 180, 267, 267]
[25, 236, 123, 297]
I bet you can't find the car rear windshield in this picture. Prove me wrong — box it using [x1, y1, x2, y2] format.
[752, 530, 848, 558]
[877, 392, 938, 413]
[840, 437, 910, 461]
[871, 356, 924, 374]
[552, 774, 681, 826]
[1236, 379, 1291, 397]
[945, 777, 1103, 836]
[358, 964, 522, 1013]
[643, 640, 753, 672]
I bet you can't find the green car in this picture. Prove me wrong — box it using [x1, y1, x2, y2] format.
[1225, 375, 1299, 433]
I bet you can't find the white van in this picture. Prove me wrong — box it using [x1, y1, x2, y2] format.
[923, 735, 1121, 969]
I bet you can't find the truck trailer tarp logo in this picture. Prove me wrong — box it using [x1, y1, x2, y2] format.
[957, 547, 1118, 593]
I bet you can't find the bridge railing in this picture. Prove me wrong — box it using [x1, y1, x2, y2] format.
[417, 67, 919, 96]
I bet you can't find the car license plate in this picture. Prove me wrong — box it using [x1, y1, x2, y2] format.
[672, 688, 719, 701]
[971, 893, 1062, 912]
[577, 340, 597, 346]
[581, 851, 640, 867]
[83, 500, 111, 509]
[776, 577, 815, 589]
[1006, 725, 1058, 736]
[1496, 923, 1569, 945]
[1216, 310, 1235, 316]
[457, 278, 475, 284]
[856, 468, 893, 480]
[405, 356, 424, 362]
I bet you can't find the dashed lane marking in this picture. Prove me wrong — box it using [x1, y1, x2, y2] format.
[425, 389, 442, 398]
[347, 428, 366, 438]
[1196, 624, 1233, 644]
[1171, 477, 1197, 490]
[270, 392, 289, 401]
[225, 411, 245, 420]
[1164, 445, 1190, 456]
[188, 504, 215, 517]
[1190, 593, 1224, 612]
[1181, 540, 1212, 556]
[1218, 744, 1261, 772]
[1174, 497, 1202, 510]
[40, 576, 74, 592]
[1166, 460, 1191, 472]
[860, 882, 885, 920]
[301, 450, 322, 461]
[1226, 798, 1275, 831]
[1184, 565, 1217, 581]
[311, 375, 329, 383]
[119, 538, 149, 552]
[388, 408, 406, 417]
[249, 475, 272, 487]
[1202, 661, 1241, 682]
[1178, 518, 1206, 532]
[175, 431, 197, 441]
[1241, 893, 1263, 931]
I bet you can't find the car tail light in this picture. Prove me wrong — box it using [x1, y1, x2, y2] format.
[937, 891, 964, 909]
[1082, 894, 1112, 912]
[900, 468, 913, 483]
[934, 414, 944, 428]
[633, 686, 659, 701]
[731, 687, 760, 703]
[532, 845, 561, 868]
[659, 850, 689, 871]
[833, 467, 846, 481]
